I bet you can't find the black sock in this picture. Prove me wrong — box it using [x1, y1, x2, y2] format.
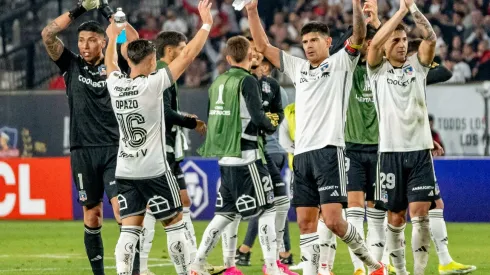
[84, 224, 105, 275]
[132, 238, 140, 275]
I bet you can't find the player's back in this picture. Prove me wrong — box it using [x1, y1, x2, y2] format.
[106, 69, 173, 179]
[368, 54, 433, 152]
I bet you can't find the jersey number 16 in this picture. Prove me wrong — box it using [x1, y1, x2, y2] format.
[116, 113, 147, 148]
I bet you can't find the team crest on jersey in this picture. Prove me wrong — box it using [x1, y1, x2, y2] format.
[262, 81, 271, 93]
[403, 64, 414, 76]
[98, 65, 107, 76]
[79, 190, 87, 202]
[320, 62, 330, 72]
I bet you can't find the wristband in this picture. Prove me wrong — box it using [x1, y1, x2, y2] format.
[349, 43, 363, 50]
[99, 4, 114, 21]
[201, 24, 211, 32]
[69, 5, 87, 20]
[409, 3, 419, 14]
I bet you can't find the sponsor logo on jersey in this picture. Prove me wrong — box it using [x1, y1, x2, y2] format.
[386, 77, 416, 87]
[78, 75, 106, 88]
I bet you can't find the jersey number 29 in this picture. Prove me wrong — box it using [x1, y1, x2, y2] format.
[116, 113, 147, 148]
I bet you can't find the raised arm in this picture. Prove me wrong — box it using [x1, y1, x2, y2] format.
[407, 0, 436, 66]
[246, 0, 281, 69]
[367, 0, 408, 67]
[105, 21, 126, 75]
[41, 13, 71, 61]
[168, 0, 212, 82]
[350, 0, 367, 47]
[41, 0, 99, 61]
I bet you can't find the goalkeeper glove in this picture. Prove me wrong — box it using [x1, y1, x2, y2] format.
[69, 0, 100, 20]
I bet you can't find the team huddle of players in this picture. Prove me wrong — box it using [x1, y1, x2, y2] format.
[41, 0, 478, 274]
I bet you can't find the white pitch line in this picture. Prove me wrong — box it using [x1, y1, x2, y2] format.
[0, 263, 173, 273]
[0, 254, 169, 262]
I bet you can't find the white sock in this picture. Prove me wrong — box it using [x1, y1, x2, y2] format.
[381, 216, 390, 266]
[366, 207, 386, 262]
[221, 214, 241, 268]
[300, 232, 320, 275]
[341, 222, 381, 272]
[429, 209, 453, 265]
[259, 210, 280, 275]
[165, 220, 191, 275]
[318, 219, 336, 272]
[140, 210, 156, 273]
[412, 216, 431, 275]
[195, 214, 232, 265]
[387, 223, 408, 275]
[116, 226, 141, 275]
[346, 207, 366, 272]
[183, 207, 198, 262]
[274, 197, 290, 259]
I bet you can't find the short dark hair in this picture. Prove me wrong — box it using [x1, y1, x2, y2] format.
[429, 114, 434, 122]
[408, 38, 423, 54]
[225, 36, 250, 63]
[366, 24, 378, 40]
[301, 21, 330, 37]
[395, 23, 407, 32]
[127, 39, 156, 65]
[154, 31, 188, 59]
[78, 20, 105, 36]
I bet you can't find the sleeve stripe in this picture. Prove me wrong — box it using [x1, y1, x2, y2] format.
[279, 51, 285, 73]
[164, 66, 174, 84]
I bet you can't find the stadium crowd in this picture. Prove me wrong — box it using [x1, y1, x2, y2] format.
[117, 0, 490, 86]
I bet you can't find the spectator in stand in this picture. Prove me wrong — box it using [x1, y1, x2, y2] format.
[445, 49, 472, 83]
[452, 35, 463, 52]
[48, 75, 66, 90]
[429, 114, 445, 154]
[221, 0, 240, 34]
[184, 57, 208, 87]
[269, 12, 289, 45]
[465, 26, 490, 49]
[137, 15, 159, 40]
[473, 40, 490, 79]
[464, 10, 484, 39]
[463, 43, 479, 69]
[162, 8, 189, 35]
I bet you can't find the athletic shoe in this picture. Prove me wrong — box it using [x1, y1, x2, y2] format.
[223, 267, 244, 275]
[235, 249, 251, 266]
[439, 261, 477, 274]
[277, 260, 299, 275]
[369, 262, 387, 275]
[279, 254, 294, 265]
[190, 263, 211, 275]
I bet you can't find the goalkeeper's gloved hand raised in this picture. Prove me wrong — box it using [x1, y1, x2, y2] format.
[69, 0, 100, 20]
[98, 0, 115, 21]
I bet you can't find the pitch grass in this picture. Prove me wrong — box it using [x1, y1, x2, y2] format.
[0, 221, 488, 275]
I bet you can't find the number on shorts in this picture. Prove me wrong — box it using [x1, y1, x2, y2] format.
[262, 176, 273, 192]
[116, 113, 147, 148]
[216, 84, 225, 105]
[380, 172, 395, 189]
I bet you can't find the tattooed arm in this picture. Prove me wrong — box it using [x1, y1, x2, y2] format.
[41, 13, 72, 61]
[408, 0, 436, 66]
[351, 0, 367, 46]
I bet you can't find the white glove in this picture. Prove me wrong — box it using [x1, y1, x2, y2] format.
[232, 0, 252, 11]
[80, 0, 100, 10]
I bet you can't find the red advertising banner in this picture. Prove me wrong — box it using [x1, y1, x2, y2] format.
[0, 157, 73, 220]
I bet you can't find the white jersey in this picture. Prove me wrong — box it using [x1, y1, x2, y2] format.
[368, 54, 433, 152]
[280, 49, 360, 155]
[106, 68, 173, 179]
